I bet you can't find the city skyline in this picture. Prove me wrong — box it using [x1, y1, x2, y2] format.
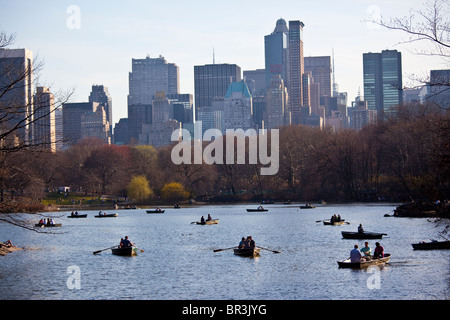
[0, 0, 447, 124]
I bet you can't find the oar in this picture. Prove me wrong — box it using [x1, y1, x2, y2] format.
[134, 245, 144, 253]
[258, 246, 281, 254]
[93, 246, 117, 255]
[213, 246, 237, 252]
[315, 220, 324, 223]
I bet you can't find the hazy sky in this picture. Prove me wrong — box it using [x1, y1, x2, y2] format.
[1, 0, 448, 124]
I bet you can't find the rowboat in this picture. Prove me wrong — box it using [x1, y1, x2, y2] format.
[412, 240, 450, 250]
[146, 209, 165, 214]
[35, 223, 62, 228]
[300, 204, 315, 209]
[67, 214, 88, 218]
[338, 254, 391, 269]
[341, 231, 386, 239]
[111, 246, 138, 256]
[323, 220, 346, 225]
[196, 219, 219, 225]
[233, 247, 261, 257]
[95, 213, 118, 218]
[246, 208, 268, 212]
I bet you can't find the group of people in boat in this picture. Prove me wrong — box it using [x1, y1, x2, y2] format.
[200, 214, 213, 223]
[330, 214, 343, 223]
[119, 236, 134, 248]
[0, 240, 14, 248]
[238, 236, 256, 249]
[350, 241, 384, 263]
[98, 211, 109, 216]
[70, 211, 80, 216]
[37, 218, 55, 226]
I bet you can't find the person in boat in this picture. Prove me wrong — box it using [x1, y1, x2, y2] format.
[207, 214, 212, 221]
[38, 219, 44, 226]
[350, 244, 364, 263]
[71, 211, 74, 217]
[373, 242, 384, 258]
[258, 206, 264, 211]
[200, 216, 205, 224]
[75, 211, 79, 216]
[119, 238, 124, 248]
[238, 237, 246, 248]
[337, 215, 342, 222]
[2, 240, 14, 248]
[99, 211, 102, 216]
[358, 224, 364, 234]
[360, 241, 371, 258]
[120, 236, 134, 248]
[49, 219, 55, 226]
[244, 236, 256, 248]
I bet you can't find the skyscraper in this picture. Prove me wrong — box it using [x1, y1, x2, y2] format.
[363, 50, 403, 119]
[89, 84, 112, 139]
[265, 18, 289, 89]
[288, 20, 305, 124]
[265, 75, 289, 130]
[223, 81, 253, 131]
[304, 56, 332, 99]
[127, 55, 179, 141]
[194, 63, 241, 111]
[33, 87, 56, 152]
[0, 48, 33, 144]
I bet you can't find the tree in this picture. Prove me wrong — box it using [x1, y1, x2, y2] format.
[160, 182, 189, 202]
[127, 176, 153, 202]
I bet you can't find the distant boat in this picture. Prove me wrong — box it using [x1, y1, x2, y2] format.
[300, 204, 315, 209]
[412, 240, 450, 250]
[338, 254, 391, 269]
[246, 208, 268, 212]
[341, 231, 386, 239]
[95, 213, 118, 218]
[196, 219, 219, 225]
[67, 214, 88, 218]
[233, 247, 260, 257]
[146, 209, 165, 214]
[111, 246, 138, 256]
[35, 223, 62, 228]
[323, 219, 347, 225]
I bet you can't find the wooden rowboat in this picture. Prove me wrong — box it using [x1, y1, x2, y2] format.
[246, 208, 268, 212]
[233, 247, 261, 257]
[300, 204, 315, 209]
[35, 223, 62, 228]
[67, 214, 88, 218]
[412, 240, 450, 250]
[196, 219, 219, 225]
[341, 231, 386, 239]
[323, 220, 346, 225]
[111, 246, 137, 256]
[338, 254, 391, 269]
[146, 209, 165, 214]
[95, 213, 118, 218]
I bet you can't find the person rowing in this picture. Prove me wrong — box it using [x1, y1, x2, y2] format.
[120, 236, 134, 248]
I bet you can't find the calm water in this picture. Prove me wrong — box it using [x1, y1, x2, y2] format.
[0, 203, 448, 300]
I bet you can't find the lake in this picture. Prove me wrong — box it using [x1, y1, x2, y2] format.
[0, 203, 448, 300]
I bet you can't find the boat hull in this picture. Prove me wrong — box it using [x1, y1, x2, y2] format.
[323, 220, 346, 225]
[233, 248, 261, 257]
[111, 247, 137, 256]
[35, 224, 62, 228]
[196, 219, 219, 225]
[246, 209, 268, 212]
[342, 231, 385, 239]
[67, 214, 87, 218]
[95, 213, 118, 218]
[146, 210, 165, 214]
[338, 254, 391, 269]
[412, 241, 450, 250]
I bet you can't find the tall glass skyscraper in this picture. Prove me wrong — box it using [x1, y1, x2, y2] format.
[288, 20, 305, 123]
[264, 18, 289, 89]
[363, 50, 403, 119]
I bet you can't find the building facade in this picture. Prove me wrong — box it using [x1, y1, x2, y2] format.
[33, 87, 56, 152]
[288, 20, 305, 124]
[223, 81, 253, 132]
[265, 18, 289, 89]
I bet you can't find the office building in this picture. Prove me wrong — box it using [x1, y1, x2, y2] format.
[80, 105, 111, 144]
[304, 56, 332, 99]
[194, 63, 241, 112]
[0, 48, 34, 144]
[265, 75, 289, 130]
[288, 20, 305, 123]
[62, 102, 99, 146]
[265, 18, 289, 89]
[243, 69, 266, 97]
[113, 118, 129, 145]
[223, 81, 253, 132]
[89, 84, 112, 138]
[363, 50, 403, 119]
[32, 87, 56, 152]
[427, 69, 450, 109]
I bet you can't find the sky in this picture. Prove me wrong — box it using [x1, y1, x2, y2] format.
[0, 0, 448, 124]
